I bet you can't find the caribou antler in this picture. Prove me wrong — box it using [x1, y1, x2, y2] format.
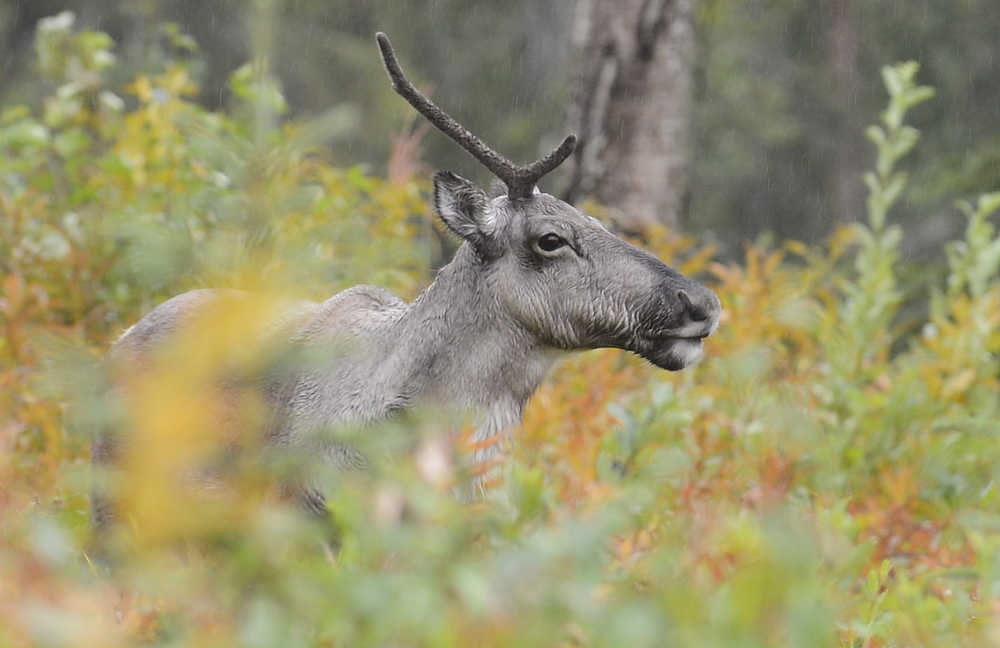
[375, 32, 577, 200]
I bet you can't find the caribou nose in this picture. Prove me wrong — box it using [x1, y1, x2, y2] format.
[678, 289, 721, 326]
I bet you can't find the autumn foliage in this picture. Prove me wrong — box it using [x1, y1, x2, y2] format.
[1, 16, 999, 647]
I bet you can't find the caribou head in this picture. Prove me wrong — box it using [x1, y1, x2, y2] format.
[377, 33, 720, 370]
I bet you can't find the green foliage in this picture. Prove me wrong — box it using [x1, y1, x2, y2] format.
[831, 63, 933, 385]
[694, 0, 1000, 248]
[5, 2, 1000, 252]
[2, 19, 999, 648]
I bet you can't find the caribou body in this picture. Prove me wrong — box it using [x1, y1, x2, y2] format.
[92, 34, 721, 535]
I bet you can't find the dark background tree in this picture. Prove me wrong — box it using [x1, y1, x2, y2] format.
[2, 0, 997, 254]
[827, 0, 863, 225]
[0, 0, 576, 191]
[691, 0, 1000, 253]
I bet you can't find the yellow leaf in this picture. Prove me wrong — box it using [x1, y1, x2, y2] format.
[941, 368, 976, 399]
[128, 76, 153, 102]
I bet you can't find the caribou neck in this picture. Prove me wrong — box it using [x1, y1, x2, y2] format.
[388, 244, 559, 420]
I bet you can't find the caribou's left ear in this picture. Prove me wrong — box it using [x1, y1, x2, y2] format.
[433, 171, 498, 257]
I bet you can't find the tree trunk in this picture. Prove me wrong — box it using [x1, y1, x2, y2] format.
[564, 0, 695, 230]
[828, 0, 863, 222]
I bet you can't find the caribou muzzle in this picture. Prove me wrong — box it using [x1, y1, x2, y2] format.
[635, 282, 721, 371]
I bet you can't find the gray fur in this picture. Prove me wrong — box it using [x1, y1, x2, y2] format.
[92, 173, 720, 536]
[93, 33, 721, 537]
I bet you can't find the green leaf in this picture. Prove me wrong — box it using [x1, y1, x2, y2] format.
[976, 192, 1000, 217]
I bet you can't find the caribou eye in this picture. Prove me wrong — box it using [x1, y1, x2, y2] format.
[537, 233, 567, 253]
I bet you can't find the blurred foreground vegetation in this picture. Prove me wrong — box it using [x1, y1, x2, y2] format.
[2, 15, 1000, 648]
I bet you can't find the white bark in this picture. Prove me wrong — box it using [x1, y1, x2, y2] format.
[565, 0, 696, 229]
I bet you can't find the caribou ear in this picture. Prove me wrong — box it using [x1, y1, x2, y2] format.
[432, 171, 497, 255]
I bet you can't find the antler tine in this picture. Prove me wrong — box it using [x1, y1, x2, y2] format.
[376, 32, 577, 200]
[512, 134, 577, 188]
[376, 33, 518, 186]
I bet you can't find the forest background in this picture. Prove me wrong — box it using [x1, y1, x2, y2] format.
[1, 1, 999, 646]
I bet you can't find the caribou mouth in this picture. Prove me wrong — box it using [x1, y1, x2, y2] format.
[636, 334, 706, 371]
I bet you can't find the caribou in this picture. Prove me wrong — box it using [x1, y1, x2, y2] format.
[92, 33, 721, 539]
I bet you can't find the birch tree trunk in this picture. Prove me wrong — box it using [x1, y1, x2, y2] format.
[564, 0, 695, 230]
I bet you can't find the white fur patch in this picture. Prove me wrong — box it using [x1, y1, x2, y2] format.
[479, 209, 496, 234]
[672, 339, 704, 367]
